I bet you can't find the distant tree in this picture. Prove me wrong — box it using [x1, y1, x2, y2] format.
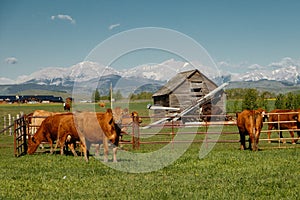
[129, 92, 153, 100]
[285, 92, 297, 109]
[259, 91, 274, 111]
[114, 90, 123, 101]
[242, 88, 259, 110]
[275, 94, 285, 109]
[295, 94, 300, 109]
[92, 89, 101, 102]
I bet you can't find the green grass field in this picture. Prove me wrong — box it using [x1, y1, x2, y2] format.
[0, 102, 299, 199]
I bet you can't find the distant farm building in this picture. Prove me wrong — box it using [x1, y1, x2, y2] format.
[152, 69, 225, 120]
[0, 95, 64, 104]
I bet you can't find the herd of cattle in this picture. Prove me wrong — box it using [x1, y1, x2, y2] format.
[237, 108, 300, 151]
[26, 108, 141, 162]
[25, 107, 300, 162]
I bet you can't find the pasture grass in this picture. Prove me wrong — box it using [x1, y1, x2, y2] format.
[1, 134, 300, 199]
[0, 103, 300, 199]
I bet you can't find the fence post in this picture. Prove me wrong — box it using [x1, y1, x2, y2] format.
[132, 116, 140, 150]
[8, 114, 12, 136]
[4, 116, 6, 135]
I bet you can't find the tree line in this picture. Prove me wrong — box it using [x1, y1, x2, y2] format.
[226, 88, 300, 112]
[91, 88, 300, 112]
[91, 89, 153, 102]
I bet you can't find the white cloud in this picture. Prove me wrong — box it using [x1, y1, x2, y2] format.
[109, 23, 120, 30]
[268, 57, 300, 70]
[0, 77, 15, 85]
[247, 64, 264, 70]
[5, 57, 18, 64]
[51, 14, 76, 24]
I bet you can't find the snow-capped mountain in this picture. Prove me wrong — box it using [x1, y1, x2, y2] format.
[15, 61, 119, 86]
[122, 59, 194, 81]
[1, 58, 300, 88]
[233, 65, 300, 84]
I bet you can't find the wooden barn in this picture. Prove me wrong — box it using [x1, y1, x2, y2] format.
[152, 69, 218, 110]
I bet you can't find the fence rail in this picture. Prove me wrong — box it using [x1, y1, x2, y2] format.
[121, 112, 300, 150]
[2, 111, 299, 157]
[0, 113, 23, 135]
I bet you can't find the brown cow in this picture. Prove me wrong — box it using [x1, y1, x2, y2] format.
[267, 109, 300, 144]
[54, 114, 81, 156]
[112, 107, 142, 135]
[63, 97, 72, 111]
[27, 113, 75, 155]
[72, 109, 120, 162]
[236, 108, 266, 151]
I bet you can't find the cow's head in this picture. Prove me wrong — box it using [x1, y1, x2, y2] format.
[98, 109, 118, 143]
[27, 134, 40, 154]
[131, 111, 142, 124]
[294, 108, 300, 123]
[256, 108, 267, 122]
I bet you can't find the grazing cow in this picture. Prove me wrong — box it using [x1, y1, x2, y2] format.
[236, 108, 266, 151]
[72, 109, 121, 162]
[267, 109, 300, 144]
[54, 114, 81, 156]
[27, 113, 74, 155]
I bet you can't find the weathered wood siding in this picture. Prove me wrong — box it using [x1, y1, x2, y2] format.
[153, 70, 218, 111]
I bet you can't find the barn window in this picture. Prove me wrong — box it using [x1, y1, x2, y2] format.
[191, 88, 202, 93]
[190, 81, 203, 91]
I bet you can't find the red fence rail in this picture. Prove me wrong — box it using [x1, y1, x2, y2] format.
[120, 112, 300, 150]
[10, 111, 300, 157]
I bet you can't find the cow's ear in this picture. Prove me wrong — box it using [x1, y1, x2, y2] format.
[106, 108, 113, 114]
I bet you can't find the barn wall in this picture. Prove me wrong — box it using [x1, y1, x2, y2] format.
[153, 95, 169, 107]
[170, 72, 216, 110]
[152, 70, 218, 111]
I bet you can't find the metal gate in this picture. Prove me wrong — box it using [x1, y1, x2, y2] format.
[14, 116, 27, 157]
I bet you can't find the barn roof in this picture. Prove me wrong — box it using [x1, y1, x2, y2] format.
[152, 69, 217, 97]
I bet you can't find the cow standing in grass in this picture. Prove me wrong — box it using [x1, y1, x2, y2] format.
[27, 113, 75, 155]
[267, 109, 300, 144]
[236, 108, 266, 151]
[57, 109, 121, 162]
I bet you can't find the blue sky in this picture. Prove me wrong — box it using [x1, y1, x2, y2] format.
[1, 0, 300, 79]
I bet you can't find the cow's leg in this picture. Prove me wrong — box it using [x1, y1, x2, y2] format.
[267, 124, 273, 143]
[103, 138, 108, 162]
[60, 139, 65, 155]
[278, 131, 286, 143]
[296, 131, 300, 143]
[81, 141, 89, 162]
[255, 130, 261, 149]
[53, 138, 60, 155]
[239, 132, 246, 150]
[45, 134, 54, 154]
[249, 133, 256, 151]
[94, 144, 100, 156]
[289, 131, 296, 144]
[113, 147, 118, 162]
[68, 142, 78, 157]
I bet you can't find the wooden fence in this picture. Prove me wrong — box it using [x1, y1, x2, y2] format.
[121, 112, 300, 150]
[1, 111, 299, 157]
[0, 113, 23, 135]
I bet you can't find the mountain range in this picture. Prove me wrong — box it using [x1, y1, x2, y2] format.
[0, 58, 299, 98]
